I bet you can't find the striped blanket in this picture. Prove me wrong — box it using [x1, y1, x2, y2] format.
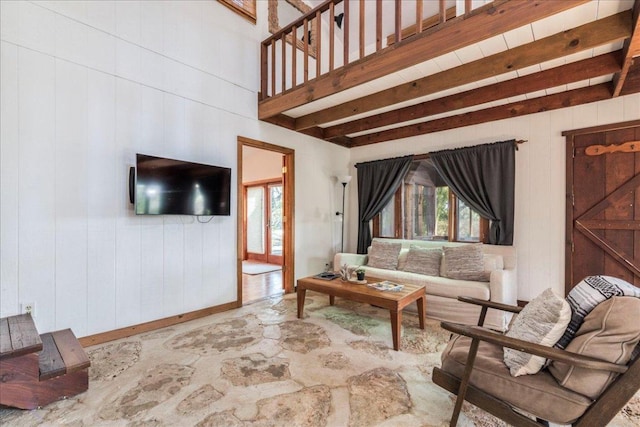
[555, 275, 640, 349]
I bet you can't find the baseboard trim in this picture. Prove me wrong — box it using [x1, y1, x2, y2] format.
[78, 301, 239, 347]
[516, 300, 529, 307]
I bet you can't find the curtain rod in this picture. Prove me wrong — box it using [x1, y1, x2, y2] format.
[414, 139, 528, 159]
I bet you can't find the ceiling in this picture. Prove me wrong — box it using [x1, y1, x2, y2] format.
[258, 0, 640, 148]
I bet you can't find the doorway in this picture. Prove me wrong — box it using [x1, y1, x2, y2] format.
[564, 119, 640, 292]
[245, 180, 283, 265]
[237, 137, 295, 305]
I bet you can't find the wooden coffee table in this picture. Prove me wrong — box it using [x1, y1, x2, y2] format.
[296, 276, 426, 351]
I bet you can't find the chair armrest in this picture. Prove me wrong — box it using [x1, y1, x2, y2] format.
[458, 296, 523, 314]
[441, 322, 628, 374]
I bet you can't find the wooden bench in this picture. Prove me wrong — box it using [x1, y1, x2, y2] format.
[0, 314, 90, 409]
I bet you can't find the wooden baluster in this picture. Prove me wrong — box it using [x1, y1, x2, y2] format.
[343, 0, 349, 66]
[395, 0, 401, 44]
[316, 10, 321, 78]
[465, 0, 472, 14]
[329, 2, 335, 71]
[260, 42, 268, 98]
[439, 0, 446, 23]
[281, 33, 286, 91]
[303, 18, 309, 83]
[416, 0, 423, 34]
[359, 0, 365, 58]
[292, 25, 297, 88]
[271, 39, 276, 95]
[376, 0, 382, 51]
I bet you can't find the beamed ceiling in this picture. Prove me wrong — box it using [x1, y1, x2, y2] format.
[258, 0, 640, 148]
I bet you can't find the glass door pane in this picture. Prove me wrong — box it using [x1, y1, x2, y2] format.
[269, 184, 283, 256]
[247, 186, 265, 254]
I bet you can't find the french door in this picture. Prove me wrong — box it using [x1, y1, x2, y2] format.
[245, 181, 283, 265]
[565, 120, 640, 292]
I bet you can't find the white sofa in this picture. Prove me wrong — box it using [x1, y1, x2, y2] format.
[334, 238, 517, 331]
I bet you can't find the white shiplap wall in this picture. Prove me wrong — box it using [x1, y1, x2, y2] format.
[0, 0, 350, 336]
[347, 94, 640, 301]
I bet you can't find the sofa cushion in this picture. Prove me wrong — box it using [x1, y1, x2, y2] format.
[441, 335, 592, 424]
[441, 244, 489, 281]
[366, 240, 402, 270]
[483, 253, 504, 271]
[549, 296, 640, 399]
[402, 245, 442, 276]
[361, 267, 490, 300]
[397, 248, 410, 270]
[504, 288, 571, 377]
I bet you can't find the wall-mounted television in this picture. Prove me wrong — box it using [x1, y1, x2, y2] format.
[134, 154, 231, 216]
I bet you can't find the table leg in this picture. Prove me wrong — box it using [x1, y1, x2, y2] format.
[390, 309, 401, 351]
[329, 295, 335, 306]
[297, 287, 306, 318]
[417, 295, 426, 329]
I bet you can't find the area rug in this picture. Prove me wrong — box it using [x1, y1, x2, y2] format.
[242, 261, 282, 275]
[1, 292, 638, 426]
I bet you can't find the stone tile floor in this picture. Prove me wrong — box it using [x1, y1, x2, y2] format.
[1, 292, 638, 426]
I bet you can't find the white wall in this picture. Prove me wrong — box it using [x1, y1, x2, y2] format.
[0, 0, 349, 336]
[347, 94, 640, 301]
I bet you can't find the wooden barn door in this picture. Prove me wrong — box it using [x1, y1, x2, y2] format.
[565, 120, 640, 295]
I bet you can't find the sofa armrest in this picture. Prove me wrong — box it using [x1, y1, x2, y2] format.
[333, 253, 368, 270]
[488, 268, 517, 307]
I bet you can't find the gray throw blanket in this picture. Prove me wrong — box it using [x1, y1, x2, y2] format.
[555, 275, 640, 349]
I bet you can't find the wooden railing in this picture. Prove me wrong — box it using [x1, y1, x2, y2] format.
[259, 0, 480, 101]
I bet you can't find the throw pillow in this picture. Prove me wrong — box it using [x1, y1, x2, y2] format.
[549, 297, 640, 399]
[503, 288, 571, 377]
[441, 244, 490, 282]
[555, 275, 640, 349]
[402, 245, 442, 276]
[366, 240, 402, 270]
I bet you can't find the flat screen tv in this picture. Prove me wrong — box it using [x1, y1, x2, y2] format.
[134, 154, 231, 216]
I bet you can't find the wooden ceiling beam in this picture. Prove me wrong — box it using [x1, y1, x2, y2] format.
[296, 10, 631, 131]
[349, 84, 613, 146]
[324, 51, 622, 140]
[258, 0, 588, 120]
[262, 114, 332, 142]
[612, 0, 640, 96]
[620, 61, 640, 95]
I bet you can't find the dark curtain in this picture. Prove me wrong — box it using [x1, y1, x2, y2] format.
[355, 155, 414, 253]
[430, 140, 515, 245]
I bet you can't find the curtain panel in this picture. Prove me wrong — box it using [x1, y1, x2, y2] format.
[430, 140, 516, 245]
[355, 155, 414, 253]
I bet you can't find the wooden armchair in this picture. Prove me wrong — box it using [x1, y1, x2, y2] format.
[432, 296, 640, 427]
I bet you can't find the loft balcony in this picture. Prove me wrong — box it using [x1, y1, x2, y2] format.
[258, 0, 640, 148]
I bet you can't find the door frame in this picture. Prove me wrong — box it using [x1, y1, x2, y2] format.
[563, 118, 640, 294]
[243, 178, 284, 265]
[237, 136, 295, 303]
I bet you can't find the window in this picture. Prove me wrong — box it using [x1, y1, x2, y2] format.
[374, 158, 488, 243]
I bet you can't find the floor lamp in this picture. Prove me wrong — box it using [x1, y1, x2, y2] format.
[336, 175, 352, 253]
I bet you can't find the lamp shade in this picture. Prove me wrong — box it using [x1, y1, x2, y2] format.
[338, 175, 352, 185]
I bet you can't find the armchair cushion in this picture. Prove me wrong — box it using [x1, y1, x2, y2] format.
[504, 288, 571, 376]
[549, 296, 640, 399]
[556, 275, 640, 349]
[441, 334, 592, 424]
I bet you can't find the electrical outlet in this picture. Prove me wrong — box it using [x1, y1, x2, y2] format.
[21, 302, 36, 317]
